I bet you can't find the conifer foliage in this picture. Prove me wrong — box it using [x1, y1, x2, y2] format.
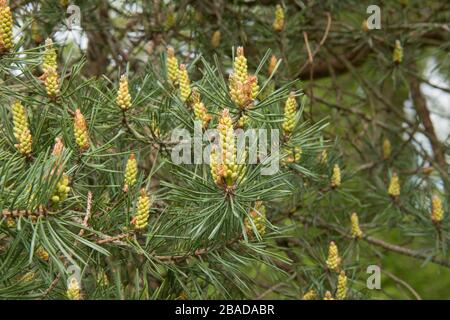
[0, 0, 448, 300]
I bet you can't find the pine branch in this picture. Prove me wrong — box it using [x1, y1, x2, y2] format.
[294, 215, 450, 269]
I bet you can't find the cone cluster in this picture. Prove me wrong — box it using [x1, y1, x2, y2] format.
[51, 174, 70, 204]
[6, 217, 15, 228]
[66, 277, 81, 300]
[237, 114, 248, 128]
[326, 241, 341, 272]
[211, 30, 221, 49]
[272, 4, 285, 32]
[282, 146, 302, 165]
[234, 47, 248, 84]
[229, 47, 259, 108]
[97, 270, 109, 287]
[35, 246, 49, 261]
[124, 153, 137, 192]
[0, 0, 13, 53]
[319, 149, 328, 164]
[21, 271, 35, 282]
[331, 164, 341, 188]
[31, 20, 42, 44]
[244, 202, 266, 238]
[178, 64, 191, 102]
[393, 40, 403, 64]
[336, 271, 347, 300]
[192, 89, 211, 129]
[134, 188, 151, 230]
[166, 47, 179, 85]
[165, 7, 175, 29]
[268, 55, 278, 75]
[74, 109, 89, 152]
[302, 289, 317, 300]
[43, 38, 57, 72]
[323, 291, 334, 300]
[210, 109, 246, 188]
[282, 92, 297, 136]
[388, 173, 400, 198]
[52, 137, 64, 157]
[44, 67, 60, 98]
[51, 137, 64, 174]
[12, 101, 32, 156]
[431, 195, 444, 224]
[117, 75, 132, 110]
[351, 212, 363, 239]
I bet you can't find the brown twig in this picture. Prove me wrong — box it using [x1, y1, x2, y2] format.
[299, 12, 331, 74]
[299, 12, 332, 74]
[78, 191, 92, 237]
[40, 273, 62, 300]
[303, 32, 313, 65]
[407, 63, 449, 191]
[294, 215, 450, 268]
[96, 233, 131, 245]
[2, 207, 47, 218]
[383, 270, 422, 300]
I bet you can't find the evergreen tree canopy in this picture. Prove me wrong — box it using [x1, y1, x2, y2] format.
[0, 0, 449, 300]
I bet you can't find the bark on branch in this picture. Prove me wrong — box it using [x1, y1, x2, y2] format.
[407, 63, 448, 182]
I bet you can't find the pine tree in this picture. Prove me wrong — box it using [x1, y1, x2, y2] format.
[0, 0, 448, 300]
